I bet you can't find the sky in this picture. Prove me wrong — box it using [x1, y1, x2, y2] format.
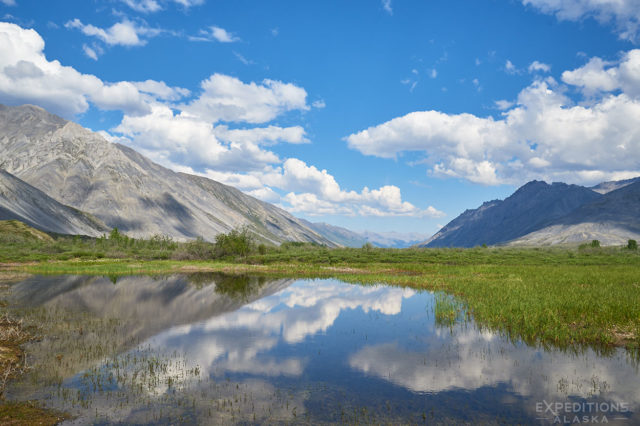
[1, 0, 639, 236]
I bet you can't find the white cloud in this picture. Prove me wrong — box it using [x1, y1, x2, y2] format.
[505, 59, 518, 74]
[345, 53, 640, 185]
[233, 51, 253, 65]
[212, 159, 443, 217]
[429, 69, 437, 78]
[561, 50, 640, 98]
[522, 0, 640, 42]
[382, 0, 393, 15]
[172, 0, 205, 7]
[82, 44, 99, 60]
[0, 22, 159, 117]
[191, 26, 240, 43]
[114, 105, 281, 172]
[65, 19, 155, 47]
[1, 0, 16, 6]
[210, 25, 239, 43]
[528, 60, 551, 73]
[131, 79, 190, 101]
[494, 99, 515, 110]
[182, 73, 309, 124]
[312, 99, 326, 108]
[120, 0, 204, 12]
[119, 0, 162, 13]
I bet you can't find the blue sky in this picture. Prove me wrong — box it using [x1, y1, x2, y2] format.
[1, 0, 639, 236]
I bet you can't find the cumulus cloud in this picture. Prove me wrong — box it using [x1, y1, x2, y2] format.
[0, 22, 190, 118]
[346, 52, 640, 185]
[182, 73, 309, 124]
[528, 60, 551, 73]
[209, 25, 239, 42]
[114, 104, 285, 172]
[198, 159, 445, 217]
[0, 22, 151, 116]
[522, 0, 640, 42]
[561, 50, 640, 97]
[65, 19, 157, 47]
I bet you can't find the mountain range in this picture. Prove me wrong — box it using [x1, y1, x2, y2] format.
[1, 103, 638, 248]
[420, 178, 640, 247]
[0, 104, 334, 245]
[302, 221, 430, 248]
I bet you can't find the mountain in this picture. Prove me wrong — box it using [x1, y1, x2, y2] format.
[357, 230, 432, 248]
[303, 221, 431, 248]
[301, 221, 368, 247]
[0, 169, 108, 236]
[420, 181, 601, 248]
[590, 176, 640, 194]
[510, 180, 640, 246]
[0, 104, 334, 245]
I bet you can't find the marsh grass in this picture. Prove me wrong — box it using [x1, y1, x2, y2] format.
[433, 292, 465, 328]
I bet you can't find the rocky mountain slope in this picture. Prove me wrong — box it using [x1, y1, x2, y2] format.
[510, 180, 640, 246]
[0, 169, 108, 236]
[0, 104, 334, 245]
[420, 181, 601, 248]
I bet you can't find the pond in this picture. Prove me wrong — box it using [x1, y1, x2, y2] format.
[4, 274, 639, 424]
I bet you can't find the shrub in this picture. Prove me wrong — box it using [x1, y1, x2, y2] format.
[590, 240, 600, 248]
[215, 228, 254, 258]
[628, 239, 638, 250]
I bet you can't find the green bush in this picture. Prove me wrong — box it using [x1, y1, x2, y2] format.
[590, 240, 600, 248]
[628, 239, 638, 250]
[214, 228, 254, 258]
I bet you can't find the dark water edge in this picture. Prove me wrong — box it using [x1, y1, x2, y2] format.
[3, 274, 638, 425]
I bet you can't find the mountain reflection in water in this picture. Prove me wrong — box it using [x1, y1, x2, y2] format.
[6, 275, 639, 424]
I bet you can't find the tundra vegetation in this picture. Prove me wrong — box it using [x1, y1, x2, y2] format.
[1, 219, 640, 422]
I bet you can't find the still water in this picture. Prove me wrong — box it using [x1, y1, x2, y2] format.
[5, 274, 639, 424]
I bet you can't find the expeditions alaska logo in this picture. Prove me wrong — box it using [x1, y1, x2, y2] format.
[536, 400, 630, 424]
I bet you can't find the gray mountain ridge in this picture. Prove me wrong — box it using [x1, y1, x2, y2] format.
[510, 180, 640, 246]
[0, 104, 335, 245]
[420, 180, 604, 247]
[0, 168, 109, 236]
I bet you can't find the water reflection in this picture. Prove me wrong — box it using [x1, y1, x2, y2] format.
[5, 275, 639, 424]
